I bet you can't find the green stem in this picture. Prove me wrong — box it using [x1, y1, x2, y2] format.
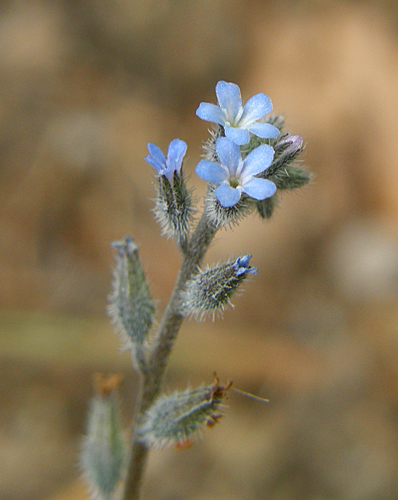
[121, 212, 217, 500]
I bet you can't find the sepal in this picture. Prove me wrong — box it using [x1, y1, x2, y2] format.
[81, 374, 126, 500]
[261, 132, 305, 179]
[138, 376, 231, 450]
[273, 164, 312, 190]
[256, 194, 278, 219]
[239, 113, 285, 157]
[248, 126, 310, 219]
[180, 255, 257, 320]
[108, 237, 154, 352]
[202, 125, 225, 162]
[204, 184, 254, 229]
[154, 169, 193, 245]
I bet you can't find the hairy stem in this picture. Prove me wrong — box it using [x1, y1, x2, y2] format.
[122, 211, 217, 500]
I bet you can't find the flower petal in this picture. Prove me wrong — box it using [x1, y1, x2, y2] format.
[214, 181, 242, 207]
[224, 124, 250, 145]
[147, 143, 166, 168]
[242, 178, 276, 200]
[236, 254, 252, 268]
[215, 81, 242, 118]
[242, 144, 274, 178]
[167, 139, 187, 173]
[215, 137, 241, 174]
[196, 103, 225, 125]
[240, 93, 273, 125]
[195, 160, 228, 183]
[233, 254, 257, 276]
[247, 122, 279, 139]
[145, 154, 164, 174]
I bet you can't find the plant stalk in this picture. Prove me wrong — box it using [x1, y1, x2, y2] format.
[121, 211, 217, 500]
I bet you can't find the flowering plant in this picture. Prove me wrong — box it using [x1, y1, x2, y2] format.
[81, 81, 311, 500]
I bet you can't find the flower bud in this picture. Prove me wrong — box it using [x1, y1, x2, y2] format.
[180, 255, 257, 320]
[108, 237, 154, 351]
[276, 134, 304, 157]
[138, 375, 231, 449]
[254, 131, 310, 219]
[81, 374, 126, 500]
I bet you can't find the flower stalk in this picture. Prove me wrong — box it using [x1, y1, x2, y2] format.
[122, 210, 218, 500]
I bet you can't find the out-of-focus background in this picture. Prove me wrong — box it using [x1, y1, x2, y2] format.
[2, 0, 398, 499]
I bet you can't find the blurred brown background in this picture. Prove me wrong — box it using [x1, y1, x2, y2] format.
[2, 0, 398, 499]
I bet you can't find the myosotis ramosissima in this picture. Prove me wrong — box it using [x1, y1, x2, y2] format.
[81, 80, 311, 500]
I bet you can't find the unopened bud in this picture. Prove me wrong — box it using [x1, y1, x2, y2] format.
[108, 237, 154, 351]
[81, 374, 126, 500]
[256, 132, 311, 199]
[276, 134, 304, 157]
[180, 255, 257, 320]
[139, 375, 231, 449]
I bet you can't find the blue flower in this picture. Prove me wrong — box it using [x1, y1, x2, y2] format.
[196, 81, 279, 146]
[195, 137, 276, 207]
[233, 255, 257, 276]
[145, 139, 187, 182]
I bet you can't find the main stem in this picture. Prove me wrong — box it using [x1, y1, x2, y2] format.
[122, 212, 217, 500]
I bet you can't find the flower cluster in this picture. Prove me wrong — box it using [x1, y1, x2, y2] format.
[82, 80, 311, 500]
[144, 81, 308, 214]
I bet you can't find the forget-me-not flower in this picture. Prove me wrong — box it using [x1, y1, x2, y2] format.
[233, 255, 257, 276]
[196, 137, 276, 208]
[145, 139, 187, 182]
[196, 81, 279, 146]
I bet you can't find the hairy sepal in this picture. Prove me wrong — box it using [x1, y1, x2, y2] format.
[138, 377, 231, 450]
[81, 374, 126, 500]
[153, 169, 193, 245]
[179, 256, 257, 321]
[108, 237, 154, 352]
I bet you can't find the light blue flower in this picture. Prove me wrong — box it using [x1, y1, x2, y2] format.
[233, 255, 257, 276]
[196, 81, 279, 146]
[145, 139, 187, 182]
[195, 137, 276, 207]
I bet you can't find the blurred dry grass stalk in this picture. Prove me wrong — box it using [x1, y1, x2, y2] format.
[1, 1, 398, 499]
